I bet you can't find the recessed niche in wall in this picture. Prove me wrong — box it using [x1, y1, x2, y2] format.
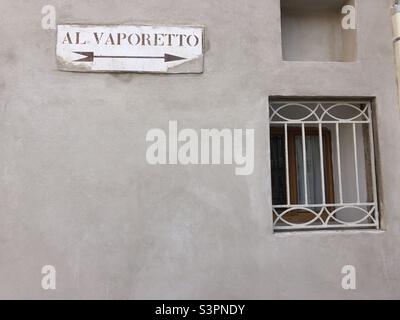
[281, 0, 357, 62]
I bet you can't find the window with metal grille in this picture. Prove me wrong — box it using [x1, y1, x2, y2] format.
[269, 99, 379, 232]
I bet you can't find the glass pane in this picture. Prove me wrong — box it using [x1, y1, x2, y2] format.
[270, 134, 287, 205]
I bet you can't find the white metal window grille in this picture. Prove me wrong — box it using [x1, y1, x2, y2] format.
[269, 100, 379, 232]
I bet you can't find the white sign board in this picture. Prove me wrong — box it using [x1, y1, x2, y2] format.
[56, 24, 204, 73]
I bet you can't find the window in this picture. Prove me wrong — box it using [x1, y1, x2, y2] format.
[269, 99, 379, 232]
[280, 0, 357, 62]
[271, 127, 334, 224]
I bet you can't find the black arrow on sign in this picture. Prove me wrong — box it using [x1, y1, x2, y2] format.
[73, 51, 186, 63]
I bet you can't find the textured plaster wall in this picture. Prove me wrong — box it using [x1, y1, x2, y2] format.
[1, 0, 400, 299]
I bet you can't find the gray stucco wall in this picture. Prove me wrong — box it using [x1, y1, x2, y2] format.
[1, 0, 400, 299]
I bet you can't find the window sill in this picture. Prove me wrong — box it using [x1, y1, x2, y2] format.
[273, 228, 385, 237]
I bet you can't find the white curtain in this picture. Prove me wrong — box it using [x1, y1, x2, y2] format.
[295, 136, 323, 205]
